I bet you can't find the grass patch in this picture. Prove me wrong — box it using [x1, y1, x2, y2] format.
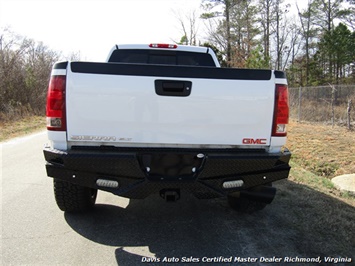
[287, 120, 355, 178]
[289, 161, 354, 206]
[287, 119, 354, 204]
[0, 116, 46, 142]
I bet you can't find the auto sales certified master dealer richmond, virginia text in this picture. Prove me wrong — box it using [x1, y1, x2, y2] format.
[141, 255, 352, 264]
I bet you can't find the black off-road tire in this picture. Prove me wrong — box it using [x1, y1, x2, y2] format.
[53, 179, 97, 213]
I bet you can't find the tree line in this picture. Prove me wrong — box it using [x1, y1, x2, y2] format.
[0, 28, 60, 121]
[0, 28, 81, 122]
[178, 0, 355, 87]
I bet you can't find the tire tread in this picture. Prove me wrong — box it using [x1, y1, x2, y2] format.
[53, 179, 97, 213]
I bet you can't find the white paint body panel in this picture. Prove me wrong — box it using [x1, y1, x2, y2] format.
[47, 131, 67, 150]
[65, 69, 277, 148]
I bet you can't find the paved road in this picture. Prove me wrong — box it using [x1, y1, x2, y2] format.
[1, 132, 354, 265]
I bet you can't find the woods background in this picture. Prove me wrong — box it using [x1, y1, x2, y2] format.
[1, 0, 354, 127]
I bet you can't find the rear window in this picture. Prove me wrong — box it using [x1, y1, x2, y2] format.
[108, 49, 216, 67]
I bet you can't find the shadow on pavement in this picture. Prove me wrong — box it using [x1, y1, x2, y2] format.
[65, 180, 354, 265]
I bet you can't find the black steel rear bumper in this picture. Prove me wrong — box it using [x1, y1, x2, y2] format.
[44, 146, 291, 199]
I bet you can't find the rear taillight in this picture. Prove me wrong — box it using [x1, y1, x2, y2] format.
[46, 75, 66, 131]
[272, 84, 289, 137]
[149, 43, 178, 49]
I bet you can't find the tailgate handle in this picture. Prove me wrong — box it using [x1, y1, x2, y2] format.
[155, 80, 192, 97]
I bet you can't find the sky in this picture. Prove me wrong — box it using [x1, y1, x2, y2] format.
[0, 0, 203, 61]
[0, 0, 304, 62]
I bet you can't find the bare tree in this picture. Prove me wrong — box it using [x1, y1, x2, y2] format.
[296, 0, 319, 86]
[201, 0, 239, 66]
[258, 0, 275, 66]
[0, 28, 60, 121]
[174, 9, 199, 45]
[202, 0, 261, 67]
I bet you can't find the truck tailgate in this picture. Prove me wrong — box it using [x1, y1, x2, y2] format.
[66, 62, 275, 147]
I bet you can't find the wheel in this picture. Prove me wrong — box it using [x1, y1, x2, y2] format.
[53, 179, 97, 213]
[227, 184, 273, 214]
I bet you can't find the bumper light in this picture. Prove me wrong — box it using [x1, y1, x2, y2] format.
[96, 179, 119, 188]
[223, 180, 244, 189]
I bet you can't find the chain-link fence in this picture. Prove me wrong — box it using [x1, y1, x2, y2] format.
[289, 85, 355, 129]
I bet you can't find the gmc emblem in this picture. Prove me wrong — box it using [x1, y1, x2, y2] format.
[242, 138, 267, 145]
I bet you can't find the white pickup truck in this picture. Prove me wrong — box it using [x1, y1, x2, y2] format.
[43, 44, 291, 213]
